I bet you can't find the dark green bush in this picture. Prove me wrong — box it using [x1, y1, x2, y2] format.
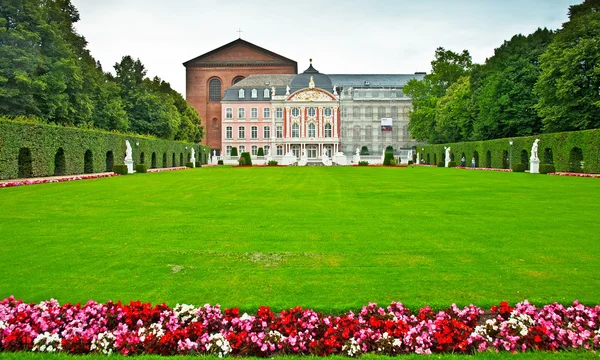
[217, 160, 224, 165]
[231, 147, 238, 157]
[257, 147, 264, 156]
[195, 161, 201, 168]
[135, 164, 147, 173]
[268, 160, 278, 166]
[512, 163, 526, 172]
[385, 145, 394, 153]
[383, 152, 394, 166]
[185, 162, 194, 168]
[113, 164, 129, 175]
[408, 160, 414, 165]
[239, 152, 252, 166]
[358, 161, 369, 166]
[448, 161, 457, 168]
[437, 161, 445, 167]
[540, 163, 556, 174]
[360, 146, 369, 155]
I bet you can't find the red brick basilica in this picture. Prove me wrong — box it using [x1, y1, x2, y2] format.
[183, 39, 297, 150]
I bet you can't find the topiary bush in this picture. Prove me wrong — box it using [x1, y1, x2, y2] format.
[230, 147, 238, 157]
[448, 161, 457, 168]
[389, 159, 396, 166]
[239, 152, 252, 166]
[360, 146, 369, 155]
[408, 160, 414, 165]
[195, 161, 201, 168]
[268, 160, 278, 166]
[358, 161, 369, 166]
[512, 163, 526, 172]
[217, 160, 223, 165]
[257, 147, 264, 156]
[185, 162, 194, 168]
[135, 164, 147, 173]
[437, 161, 445, 167]
[113, 164, 128, 175]
[540, 163, 556, 174]
[383, 152, 394, 166]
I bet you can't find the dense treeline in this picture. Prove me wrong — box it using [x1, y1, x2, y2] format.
[0, 0, 203, 142]
[405, 0, 600, 144]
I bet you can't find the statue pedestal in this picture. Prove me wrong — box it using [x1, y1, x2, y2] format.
[530, 157, 540, 174]
[445, 160, 450, 167]
[125, 159, 134, 174]
[353, 155, 361, 164]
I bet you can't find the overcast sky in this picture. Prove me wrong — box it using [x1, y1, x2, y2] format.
[71, 0, 580, 97]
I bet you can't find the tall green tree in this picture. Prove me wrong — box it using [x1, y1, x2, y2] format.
[435, 76, 474, 143]
[534, 0, 600, 132]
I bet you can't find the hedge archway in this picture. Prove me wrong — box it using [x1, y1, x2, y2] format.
[162, 153, 167, 168]
[502, 150, 509, 169]
[520, 149, 529, 169]
[543, 148, 553, 164]
[473, 151, 479, 167]
[151, 152, 157, 169]
[568, 147, 583, 173]
[84, 150, 93, 174]
[54, 148, 66, 176]
[485, 151, 492, 168]
[140, 152, 145, 164]
[172, 153, 176, 167]
[105, 151, 114, 172]
[426, 154, 430, 165]
[434, 153, 437, 165]
[179, 153, 183, 166]
[18, 147, 33, 178]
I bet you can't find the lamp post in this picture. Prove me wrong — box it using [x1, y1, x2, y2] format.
[509, 140, 513, 169]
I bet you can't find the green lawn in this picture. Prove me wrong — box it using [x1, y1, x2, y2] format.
[0, 166, 599, 313]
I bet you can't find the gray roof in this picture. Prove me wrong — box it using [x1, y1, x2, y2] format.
[229, 74, 295, 88]
[290, 63, 333, 93]
[328, 74, 426, 87]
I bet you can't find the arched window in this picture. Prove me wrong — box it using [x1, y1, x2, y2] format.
[291, 107, 300, 117]
[324, 108, 332, 117]
[264, 88, 270, 98]
[238, 89, 245, 98]
[308, 107, 316, 117]
[308, 123, 316, 137]
[251, 89, 257, 98]
[225, 126, 233, 139]
[292, 123, 300, 138]
[325, 123, 332, 138]
[212, 119, 218, 129]
[232, 76, 244, 85]
[209, 78, 221, 102]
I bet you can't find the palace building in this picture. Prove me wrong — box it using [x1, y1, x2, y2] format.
[184, 39, 424, 162]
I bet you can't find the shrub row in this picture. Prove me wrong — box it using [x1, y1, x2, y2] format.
[418, 129, 600, 174]
[0, 119, 209, 180]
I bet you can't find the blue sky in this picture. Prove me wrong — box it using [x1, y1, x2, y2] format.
[71, 0, 580, 96]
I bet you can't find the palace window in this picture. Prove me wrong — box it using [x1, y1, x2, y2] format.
[391, 106, 398, 118]
[232, 76, 244, 85]
[239, 145, 246, 153]
[263, 126, 270, 139]
[277, 145, 283, 156]
[365, 125, 373, 141]
[238, 108, 245, 119]
[308, 123, 316, 137]
[225, 126, 233, 139]
[225, 108, 233, 119]
[378, 106, 385, 118]
[353, 106, 361, 118]
[324, 108, 332, 117]
[308, 107, 316, 117]
[341, 107, 348, 118]
[365, 107, 373, 117]
[264, 89, 270, 98]
[325, 123, 332, 138]
[251, 89, 257, 98]
[251, 108, 258, 119]
[291, 107, 300, 117]
[251, 145, 258, 155]
[307, 145, 317, 159]
[353, 125, 361, 140]
[263, 107, 271, 118]
[264, 145, 270, 155]
[276, 126, 283, 138]
[238, 126, 245, 139]
[226, 146, 232, 156]
[209, 78, 221, 102]
[251, 126, 258, 139]
[276, 108, 283, 119]
[238, 89, 245, 98]
[292, 123, 300, 138]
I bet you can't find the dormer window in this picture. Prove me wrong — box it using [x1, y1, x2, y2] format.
[251, 89, 257, 98]
[238, 89, 245, 98]
[264, 88, 270, 98]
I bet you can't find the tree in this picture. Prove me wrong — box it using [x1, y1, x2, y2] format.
[435, 76, 473, 143]
[534, 0, 600, 132]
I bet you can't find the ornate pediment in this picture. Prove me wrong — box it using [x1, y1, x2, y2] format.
[288, 89, 336, 102]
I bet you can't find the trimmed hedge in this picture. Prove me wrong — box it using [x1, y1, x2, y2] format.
[268, 160, 278, 166]
[383, 152, 394, 166]
[512, 163, 526, 172]
[0, 118, 209, 180]
[358, 161, 369, 166]
[113, 164, 129, 175]
[540, 163, 556, 174]
[437, 161, 445, 167]
[257, 147, 264, 156]
[448, 161, 457, 168]
[239, 152, 252, 166]
[185, 162, 194, 168]
[418, 129, 600, 174]
[136, 164, 147, 173]
[231, 147, 238, 157]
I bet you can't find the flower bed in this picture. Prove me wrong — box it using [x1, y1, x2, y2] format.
[455, 166, 512, 172]
[549, 172, 600, 178]
[0, 173, 118, 189]
[0, 297, 598, 356]
[147, 166, 188, 173]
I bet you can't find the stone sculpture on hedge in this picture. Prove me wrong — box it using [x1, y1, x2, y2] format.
[445, 147, 451, 168]
[125, 140, 134, 174]
[530, 139, 540, 174]
[190, 148, 196, 168]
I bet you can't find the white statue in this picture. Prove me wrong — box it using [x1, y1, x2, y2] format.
[212, 149, 216, 158]
[285, 85, 290, 96]
[271, 86, 276, 96]
[190, 148, 196, 167]
[125, 140, 133, 161]
[356, 147, 360, 156]
[382, 148, 386, 157]
[445, 147, 451, 162]
[323, 148, 328, 157]
[309, 76, 315, 89]
[333, 86, 338, 96]
[531, 139, 540, 160]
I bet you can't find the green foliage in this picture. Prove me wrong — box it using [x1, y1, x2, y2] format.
[268, 160, 278, 166]
[217, 160, 223, 165]
[420, 128, 600, 174]
[358, 161, 369, 166]
[448, 161, 457, 168]
[389, 158, 396, 166]
[257, 147, 264, 156]
[383, 152, 394, 166]
[239, 152, 252, 166]
[185, 162, 194, 168]
[437, 161, 445, 167]
[135, 164, 147, 173]
[0, 118, 208, 180]
[436, 76, 474, 143]
[539, 163, 556, 174]
[360, 146, 369, 155]
[535, 1, 600, 132]
[512, 163, 526, 172]
[113, 164, 128, 175]
[230, 147, 238, 157]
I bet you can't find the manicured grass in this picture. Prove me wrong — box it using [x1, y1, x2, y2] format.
[0, 167, 599, 314]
